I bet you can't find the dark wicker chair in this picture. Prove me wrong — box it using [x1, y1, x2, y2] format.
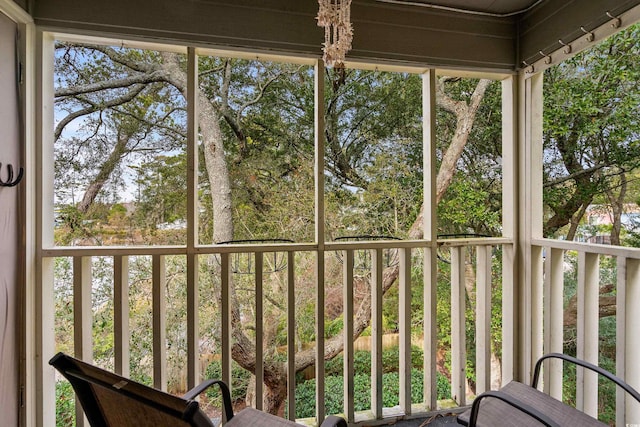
[457, 353, 640, 427]
[50, 352, 347, 427]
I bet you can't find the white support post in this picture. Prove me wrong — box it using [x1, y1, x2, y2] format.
[518, 70, 543, 382]
[36, 29, 56, 427]
[399, 247, 412, 415]
[186, 46, 200, 391]
[152, 254, 167, 391]
[451, 246, 466, 406]
[501, 75, 518, 386]
[423, 68, 438, 409]
[314, 58, 326, 424]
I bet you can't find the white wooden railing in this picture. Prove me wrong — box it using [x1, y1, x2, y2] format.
[533, 238, 640, 426]
[42, 237, 640, 425]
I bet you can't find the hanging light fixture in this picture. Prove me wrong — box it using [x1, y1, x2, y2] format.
[317, 0, 353, 68]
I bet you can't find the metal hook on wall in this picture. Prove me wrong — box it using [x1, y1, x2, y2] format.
[0, 163, 24, 187]
[606, 11, 622, 28]
[558, 39, 572, 54]
[539, 50, 552, 64]
[580, 26, 595, 42]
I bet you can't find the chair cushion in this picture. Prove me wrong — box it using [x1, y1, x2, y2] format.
[226, 407, 303, 426]
[457, 381, 607, 427]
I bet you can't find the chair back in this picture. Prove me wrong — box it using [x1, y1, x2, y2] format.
[49, 352, 213, 427]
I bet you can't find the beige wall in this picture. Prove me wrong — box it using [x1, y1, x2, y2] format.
[0, 10, 20, 427]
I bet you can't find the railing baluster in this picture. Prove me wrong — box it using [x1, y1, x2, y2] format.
[399, 247, 412, 415]
[616, 256, 627, 427]
[287, 251, 296, 420]
[114, 255, 130, 377]
[475, 245, 492, 394]
[152, 254, 167, 391]
[451, 246, 466, 406]
[424, 245, 438, 410]
[255, 252, 264, 410]
[315, 249, 326, 424]
[545, 248, 564, 399]
[501, 242, 516, 386]
[73, 256, 93, 361]
[187, 253, 199, 390]
[73, 256, 92, 427]
[531, 245, 544, 379]
[343, 249, 355, 422]
[576, 251, 599, 415]
[371, 248, 384, 419]
[221, 252, 232, 412]
[625, 258, 640, 424]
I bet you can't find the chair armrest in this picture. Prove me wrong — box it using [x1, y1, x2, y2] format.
[532, 353, 640, 404]
[183, 379, 234, 420]
[320, 415, 348, 427]
[467, 390, 561, 427]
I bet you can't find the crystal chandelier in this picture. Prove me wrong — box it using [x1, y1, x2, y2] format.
[317, 0, 353, 67]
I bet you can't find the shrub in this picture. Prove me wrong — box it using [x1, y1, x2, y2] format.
[293, 368, 446, 418]
[324, 350, 372, 377]
[324, 345, 424, 378]
[55, 381, 75, 427]
[204, 359, 252, 402]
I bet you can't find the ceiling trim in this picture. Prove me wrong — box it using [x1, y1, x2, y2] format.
[26, 0, 640, 73]
[32, 0, 518, 72]
[371, 0, 544, 17]
[523, 1, 640, 76]
[518, 0, 640, 67]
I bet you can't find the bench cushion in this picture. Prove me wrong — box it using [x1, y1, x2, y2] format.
[457, 381, 607, 427]
[226, 408, 303, 427]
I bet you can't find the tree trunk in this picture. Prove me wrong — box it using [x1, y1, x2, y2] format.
[566, 201, 590, 241]
[563, 284, 616, 327]
[158, 58, 494, 414]
[607, 172, 626, 246]
[435, 79, 492, 200]
[77, 132, 131, 214]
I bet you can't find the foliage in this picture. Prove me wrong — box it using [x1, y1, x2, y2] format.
[55, 381, 75, 427]
[293, 369, 429, 418]
[323, 346, 425, 379]
[298, 346, 451, 418]
[204, 359, 252, 402]
[543, 24, 640, 239]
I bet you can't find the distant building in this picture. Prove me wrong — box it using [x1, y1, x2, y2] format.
[582, 203, 640, 244]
